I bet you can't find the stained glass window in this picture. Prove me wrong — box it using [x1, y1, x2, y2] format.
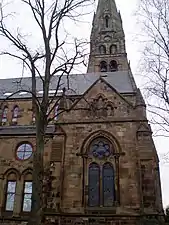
[2, 106, 8, 122]
[16, 143, 33, 160]
[90, 139, 111, 159]
[22, 181, 32, 212]
[88, 163, 100, 206]
[102, 163, 115, 206]
[13, 106, 19, 118]
[5, 181, 16, 211]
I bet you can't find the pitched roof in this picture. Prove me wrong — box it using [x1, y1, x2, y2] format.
[0, 71, 136, 99]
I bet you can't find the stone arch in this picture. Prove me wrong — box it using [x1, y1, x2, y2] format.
[3, 168, 20, 180]
[100, 61, 107, 72]
[99, 45, 106, 54]
[110, 45, 117, 54]
[21, 168, 33, 180]
[80, 130, 121, 155]
[109, 60, 118, 72]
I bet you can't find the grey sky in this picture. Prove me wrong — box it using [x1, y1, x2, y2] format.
[0, 0, 168, 208]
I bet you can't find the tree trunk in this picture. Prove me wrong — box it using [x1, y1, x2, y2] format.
[28, 116, 46, 225]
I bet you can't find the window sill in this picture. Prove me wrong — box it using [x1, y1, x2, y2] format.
[85, 206, 117, 214]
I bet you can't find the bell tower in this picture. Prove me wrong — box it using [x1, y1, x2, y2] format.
[87, 0, 129, 73]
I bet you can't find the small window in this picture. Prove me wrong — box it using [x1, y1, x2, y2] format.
[105, 16, 109, 28]
[2, 106, 8, 123]
[12, 106, 19, 122]
[16, 143, 33, 160]
[110, 45, 117, 54]
[22, 181, 32, 212]
[100, 61, 107, 72]
[54, 105, 59, 121]
[5, 181, 16, 211]
[99, 45, 106, 54]
[109, 60, 118, 72]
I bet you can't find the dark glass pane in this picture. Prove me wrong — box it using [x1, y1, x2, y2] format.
[103, 163, 115, 206]
[5, 193, 15, 211]
[88, 163, 100, 206]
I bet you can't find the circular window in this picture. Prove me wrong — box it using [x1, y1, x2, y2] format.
[16, 143, 33, 160]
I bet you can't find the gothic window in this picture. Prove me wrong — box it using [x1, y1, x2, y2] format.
[110, 45, 117, 54]
[100, 61, 107, 72]
[109, 60, 118, 72]
[105, 16, 109, 28]
[103, 163, 115, 206]
[16, 143, 33, 160]
[5, 181, 16, 211]
[54, 105, 59, 121]
[87, 138, 116, 207]
[22, 181, 32, 212]
[2, 106, 8, 123]
[88, 163, 100, 206]
[99, 45, 106, 54]
[12, 105, 19, 122]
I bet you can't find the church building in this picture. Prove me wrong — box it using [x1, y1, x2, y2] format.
[0, 0, 164, 224]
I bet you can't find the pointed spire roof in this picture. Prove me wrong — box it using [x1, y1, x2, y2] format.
[92, 0, 124, 35]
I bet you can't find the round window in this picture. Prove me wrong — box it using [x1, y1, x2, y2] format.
[16, 143, 33, 160]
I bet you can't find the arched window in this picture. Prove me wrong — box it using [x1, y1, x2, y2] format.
[100, 61, 107, 72]
[110, 45, 117, 54]
[105, 16, 109, 28]
[88, 163, 100, 207]
[87, 137, 116, 207]
[54, 105, 59, 121]
[109, 60, 118, 72]
[22, 173, 32, 212]
[5, 172, 17, 211]
[103, 163, 115, 206]
[99, 45, 106, 54]
[2, 106, 8, 123]
[12, 105, 19, 123]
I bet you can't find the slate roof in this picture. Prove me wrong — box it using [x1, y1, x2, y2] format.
[0, 71, 136, 99]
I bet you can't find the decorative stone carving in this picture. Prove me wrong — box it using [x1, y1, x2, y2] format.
[90, 95, 114, 118]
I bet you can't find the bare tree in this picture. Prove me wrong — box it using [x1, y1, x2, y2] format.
[137, 0, 169, 136]
[0, 0, 93, 224]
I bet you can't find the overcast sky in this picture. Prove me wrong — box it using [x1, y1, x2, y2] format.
[0, 0, 168, 208]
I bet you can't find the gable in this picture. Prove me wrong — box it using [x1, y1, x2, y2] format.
[71, 78, 135, 119]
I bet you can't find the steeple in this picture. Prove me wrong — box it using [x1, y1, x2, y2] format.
[87, 0, 129, 73]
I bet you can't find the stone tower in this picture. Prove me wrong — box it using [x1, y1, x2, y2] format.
[88, 0, 128, 73]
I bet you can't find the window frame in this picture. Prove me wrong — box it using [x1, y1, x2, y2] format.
[22, 180, 32, 212]
[5, 180, 17, 212]
[15, 142, 33, 161]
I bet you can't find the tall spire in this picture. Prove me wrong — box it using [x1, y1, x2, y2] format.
[87, 0, 128, 73]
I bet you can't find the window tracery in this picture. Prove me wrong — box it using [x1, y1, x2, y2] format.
[87, 137, 116, 207]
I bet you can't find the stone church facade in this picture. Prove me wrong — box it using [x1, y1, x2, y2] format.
[0, 0, 164, 224]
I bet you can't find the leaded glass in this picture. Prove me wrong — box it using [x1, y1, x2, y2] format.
[91, 140, 110, 159]
[5, 181, 16, 211]
[23, 181, 32, 212]
[88, 163, 100, 206]
[102, 163, 115, 206]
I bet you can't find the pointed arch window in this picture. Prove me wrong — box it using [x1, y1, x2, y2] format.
[5, 173, 17, 211]
[100, 61, 107, 72]
[88, 163, 100, 206]
[2, 106, 8, 123]
[12, 105, 19, 122]
[87, 137, 116, 207]
[54, 105, 59, 121]
[105, 15, 109, 28]
[103, 163, 115, 206]
[22, 173, 32, 212]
